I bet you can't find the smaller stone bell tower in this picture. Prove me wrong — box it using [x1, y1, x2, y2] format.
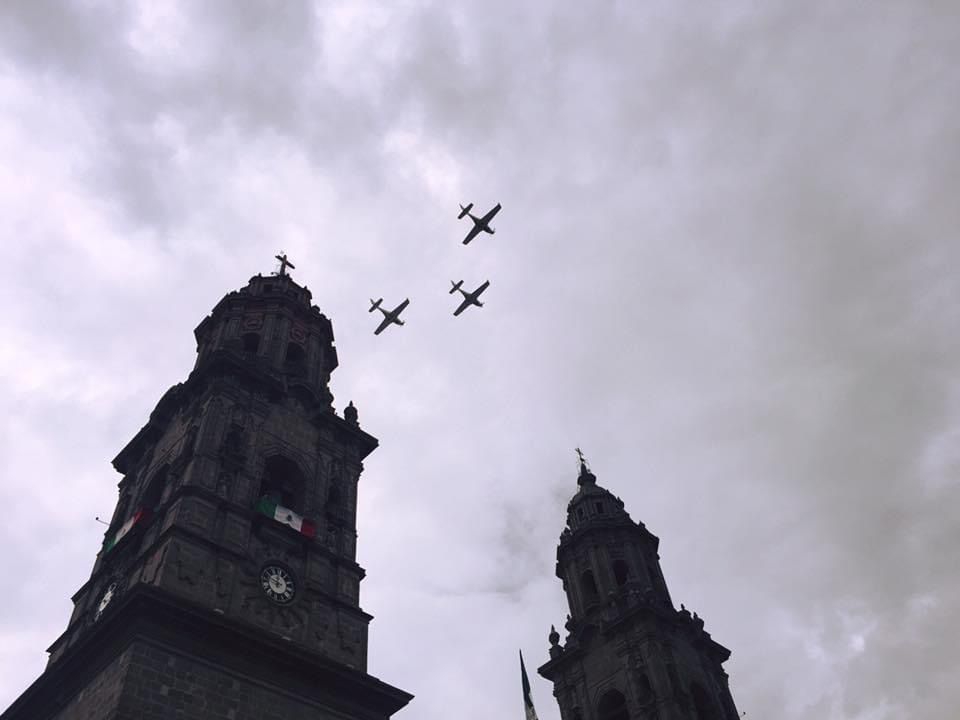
[539, 457, 739, 720]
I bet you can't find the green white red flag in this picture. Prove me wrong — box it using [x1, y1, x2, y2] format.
[256, 497, 316, 538]
[103, 509, 149, 552]
[520, 649, 540, 720]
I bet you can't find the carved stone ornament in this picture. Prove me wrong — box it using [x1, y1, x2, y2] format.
[289, 323, 308, 344]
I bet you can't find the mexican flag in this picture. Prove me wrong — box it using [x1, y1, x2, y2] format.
[103, 509, 149, 552]
[256, 497, 316, 538]
[520, 649, 540, 720]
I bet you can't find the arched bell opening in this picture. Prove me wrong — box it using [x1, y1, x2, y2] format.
[142, 465, 170, 513]
[241, 332, 260, 354]
[285, 342, 306, 370]
[613, 559, 629, 587]
[581, 569, 600, 608]
[258, 455, 306, 514]
[597, 689, 629, 720]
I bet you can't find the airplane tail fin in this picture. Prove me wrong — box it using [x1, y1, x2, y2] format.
[449, 280, 464, 294]
[458, 203, 473, 219]
[369, 298, 383, 312]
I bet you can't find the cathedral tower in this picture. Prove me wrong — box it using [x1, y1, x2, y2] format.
[3, 266, 412, 719]
[538, 458, 739, 720]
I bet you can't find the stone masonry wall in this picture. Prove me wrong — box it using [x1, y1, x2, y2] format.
[107, 640, 345, 720]
[51, 646, 134, 720]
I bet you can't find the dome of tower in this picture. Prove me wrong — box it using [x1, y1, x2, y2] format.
[563, 460, 633, 536]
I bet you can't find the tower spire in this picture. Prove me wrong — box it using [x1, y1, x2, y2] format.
[575, 447, 596, 486]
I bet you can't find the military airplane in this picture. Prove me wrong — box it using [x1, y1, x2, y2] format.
[449, 280, 490, 316]
[369, 297, 410, 335]
[458, 202, 501, 245]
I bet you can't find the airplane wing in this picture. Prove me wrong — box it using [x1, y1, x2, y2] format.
[462, 224, 483, 245]
[374, 316, 392, 335]
[473, 280, 490, 296]
[480, 203, 501, 224]
[391, 298, 410, 315]
[453, 297, 472, 316]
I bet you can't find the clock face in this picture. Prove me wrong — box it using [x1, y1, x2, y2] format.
[95, 582, 117, 620]
[260, 565, 296, 604]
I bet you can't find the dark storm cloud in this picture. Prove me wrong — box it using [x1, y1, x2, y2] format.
[2, 2, 959, 719]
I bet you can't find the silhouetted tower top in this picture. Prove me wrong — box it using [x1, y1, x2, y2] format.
[195, 272, 337, 392]
[541, 455, 740, 719]
[557, 455, 674, 620]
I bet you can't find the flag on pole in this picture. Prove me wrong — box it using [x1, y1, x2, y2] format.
[255, 497, 316, 538]
[102, 509, 149, 552]
[520, 649, 540, 720]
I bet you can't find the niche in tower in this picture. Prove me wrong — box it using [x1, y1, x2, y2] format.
[612, 559, 629, 587]
[141, 465, 170, 513]
[258, 456, 305, 513]
[581, 569, 599, 608]
[597, 689, 629, 720]
[326, 482, 343, 519]
[242, 332, 260, 355]
[284, 341, 306, 373]
[635, 669, 656, 708]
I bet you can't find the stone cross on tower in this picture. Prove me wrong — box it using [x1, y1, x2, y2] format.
[274, 252, 295, 276]
[575, 447, 588, 470]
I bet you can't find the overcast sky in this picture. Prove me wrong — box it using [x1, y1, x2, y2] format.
[1, 2, 958, 718]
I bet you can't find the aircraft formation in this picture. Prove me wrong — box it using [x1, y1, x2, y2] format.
[368, 201, 501, 335]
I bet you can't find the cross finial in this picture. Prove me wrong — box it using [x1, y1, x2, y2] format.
[274, 253, 295, 277]
[576, 447, 596, 486]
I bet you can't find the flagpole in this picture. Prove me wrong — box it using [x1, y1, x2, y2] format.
[520, 649, 540, 720]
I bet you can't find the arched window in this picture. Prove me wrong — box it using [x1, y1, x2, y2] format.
[327, 484, 341, 509]
[613, 559, 629, 586]
[142, 466, 170, 513]
[327, 524, 340, 552]
[258, 456, 304, 513]
[326, 484, 345, 522]
[285, 342, 306, 368]
[636, 671, 654, 704]
[581, 570, 599, 607]
[597, 689, 629, 720]
[242, 332, 260, 354]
